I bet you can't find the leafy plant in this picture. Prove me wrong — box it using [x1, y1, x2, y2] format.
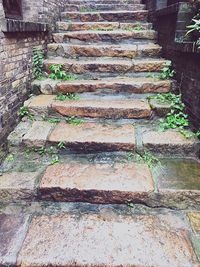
[186, 12, 200, 47]
[57, 142, 66, 149]
[158, 62, 175, 80]
[126, 151, 160, 169]
[94, 27, 114, 31]
[56, 93, 80, 101]
[50, 155, 60, 165]
[19, 106, 33, 120]
[133, 25, 142, 31]
[65, 116, 84, 125]
[43, 115, 62, 124]
[49, 64, 77, 81]
[5, 154, 15, 162]
[32, 48, 44, 79]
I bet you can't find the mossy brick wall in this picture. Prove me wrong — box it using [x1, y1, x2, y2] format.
[146, 0, 200, 129]
[0, 0, 65, 156]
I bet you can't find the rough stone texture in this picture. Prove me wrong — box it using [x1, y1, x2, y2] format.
[25, 95, 55, 117]
[142, 130, 199, 156]
[48, 122, 135, 152]
[44, 58, 168, 74]
[57, 77, 172, 94]
[23, 121, 54, 147]
[17, 213, 199, 267]
[188, 213, 200, 235]
[61, 10, 148, 22]
[0, 214, 30, 266]
[48, 43, 161, 59]
[56, 21, 152, 32]
[149, 98, 171, 117]
[52, 30, 157, 44]
[31, 79, 58, 95]
[39, 162, 154, 203]
[0, 171, 41, 202]
[52, 99, 152, 119]
[64, 3, 146, 11]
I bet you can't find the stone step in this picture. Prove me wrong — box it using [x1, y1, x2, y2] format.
[4, 208, 199, 267]
[39, 162, 154, 202]
[21, 121, 135, 152]
[44, 58, 168, 75]
[25, 95, 152, 119]
[66, 0, 143, 5]
[61, 10, 148, 23]
[52, 30, 157, 44]
[48, 43, 161, 59]
[56, 21, 152, 32]
[32, 77, 172, 95]
[64, 3, 146, 11]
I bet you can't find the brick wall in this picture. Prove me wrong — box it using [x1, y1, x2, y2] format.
[145, 0, 200, 130]
[0, 0, 65, 158]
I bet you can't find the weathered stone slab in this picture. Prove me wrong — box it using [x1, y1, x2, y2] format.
[0, 172, 41, 202]
[17, 213, 199, 267]
[48, 122, 135, 152]
[149, 98, 171, 117]
[39, 162, 154, 202]
[57, 77, 172, 94]
[31, 79, 58, 95]
[0, 214, 30, 266]
[52, 30, 157, 43]
[56, 21, 151, 32]
[61, 10, 148, 22]
[142, 130, 199, 156]
[23, 121, 54, 148]
[25, 95, 55, 116]
[48, 43, 161, 59]
[52, 99, 152, 119]
[133, 58, 167, 72]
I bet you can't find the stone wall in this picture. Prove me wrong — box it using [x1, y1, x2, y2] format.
[0, 0, 65, 157]
[145, 0, 200, 130]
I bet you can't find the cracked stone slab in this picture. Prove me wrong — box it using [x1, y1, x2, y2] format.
[22, 121, 54, 148]
[25, 95, 55, 116]
[0, 171, 41, 202]
[39, 162, 154, 203]
[0, 214, 30, 266]
[48, 122, 135, 152]
[17, 213, 199, 267]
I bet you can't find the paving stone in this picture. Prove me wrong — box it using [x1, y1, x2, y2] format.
[0, 214, 30, 266]
[39, 162, 154, 202]
[53, 30, 157, 43]
[133, 58, 167, 72]
[52, 98, 152, 119]
[57, 77, 172, 94]
[142, 129, 199, 156]
[48, 122, 135, 152]
[17, 213, 199, 267]
[61, 10, 148, 22]
[64, 3, 146, 11]
[23, 121, 54, 148]
[149, 98, 171, 117]
[31, 79, 58, 95]
[0, 171, 41, 202]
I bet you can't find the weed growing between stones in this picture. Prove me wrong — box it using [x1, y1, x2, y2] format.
[149, 93, 200, 138]
[18, 107, 33, 120]
[127, 151, 160, 169]
[57, 142, 66, 149]
[65, 116, 85, 125]
[123, 25, 143, 31]
[50, 155, 60, 165]
[79, 7, 99, 12]
[56, 93, 80, 101]
[147, 62, 175, 80]
[94, 27, 114, 31]
[32, 48, 44, 79]
[49, 64, 77, 81]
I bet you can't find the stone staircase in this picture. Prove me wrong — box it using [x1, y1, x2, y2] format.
[1, 0, 200, 266]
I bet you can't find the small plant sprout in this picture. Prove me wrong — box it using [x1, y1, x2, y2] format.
[57, 142, 66, 150]
[65, 116, 85, 125]
[50, 155, 60, 165]
[136, 151, 161, 169]
[19, 106, 33, 120]
[56, 93, 80, 101]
